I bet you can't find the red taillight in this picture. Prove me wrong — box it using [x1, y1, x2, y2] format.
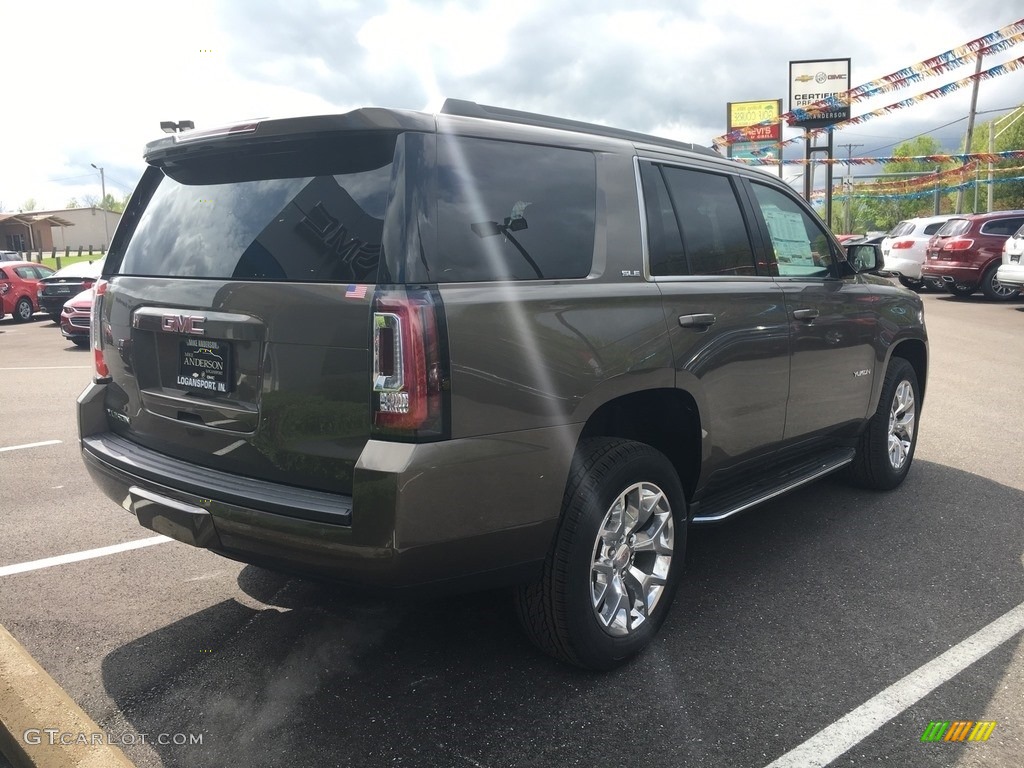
[91, 280, 109, 379]
[891, 240, 914, 250]
[371, 287, 448, 439]
[943, 238, 974, 252]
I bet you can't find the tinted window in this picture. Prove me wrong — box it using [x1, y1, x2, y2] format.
[980, 217, 1024, 237]
[923, 222, 946, 235]
[13, 266, 37, 279]
[640, 163, 687, 275]
[116, 134, 396, 282]
[890, 221, 912, 236]
[750, 182, 835, 277]
[937, 219, 969, 237]
[433, 136, 596, 282]
[655, 167, 756, 276]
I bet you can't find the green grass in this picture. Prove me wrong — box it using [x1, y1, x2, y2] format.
[38, 253, 105, 271]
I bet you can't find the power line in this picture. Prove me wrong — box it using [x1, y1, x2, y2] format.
[858, 106, 1021, 156]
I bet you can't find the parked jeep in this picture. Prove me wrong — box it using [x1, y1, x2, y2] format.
[78, 100, 927, 669]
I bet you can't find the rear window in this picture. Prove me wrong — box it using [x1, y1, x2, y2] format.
[936, 219, 969, 237]
[889, 221, 912, 237]
[923, 222, 946, 235]
[114, 134, 397, 283]
[430, 136, 597, 282]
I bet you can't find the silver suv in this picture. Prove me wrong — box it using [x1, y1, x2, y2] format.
[79, 100, 927, 669]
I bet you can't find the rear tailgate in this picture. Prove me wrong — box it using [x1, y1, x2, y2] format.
[94, 128, 401, 496]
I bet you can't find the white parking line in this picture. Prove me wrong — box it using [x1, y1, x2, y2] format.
[764, 601, 1024, 768]
[0, 536, 172, 577]
[0, 439, 62, 453]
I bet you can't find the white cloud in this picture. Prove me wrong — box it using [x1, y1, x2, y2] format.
[1, 0, 1021, 209]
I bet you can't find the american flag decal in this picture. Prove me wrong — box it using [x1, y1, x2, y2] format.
[345, 284, 368, 299]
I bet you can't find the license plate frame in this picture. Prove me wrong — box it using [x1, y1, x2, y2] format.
[177, 338, 232, 394]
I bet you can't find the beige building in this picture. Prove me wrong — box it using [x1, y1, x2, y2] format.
[32, 207, 122, 251]
[0, 212, 74, 252]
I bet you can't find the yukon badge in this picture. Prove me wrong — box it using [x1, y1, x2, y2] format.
[853, 369, 872, 378]
[161, 314, 206, 335]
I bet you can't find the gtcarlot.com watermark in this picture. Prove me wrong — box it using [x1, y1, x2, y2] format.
[23, 729, 203, 747]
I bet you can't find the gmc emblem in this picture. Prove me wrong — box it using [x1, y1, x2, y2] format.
[161, 314, 206, 335]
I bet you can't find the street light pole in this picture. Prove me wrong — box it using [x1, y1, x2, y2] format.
[90, 163, 109, 251]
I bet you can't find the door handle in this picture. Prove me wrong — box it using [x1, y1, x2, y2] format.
[678, 313, 717, 328]
[793, 308, 819, 321]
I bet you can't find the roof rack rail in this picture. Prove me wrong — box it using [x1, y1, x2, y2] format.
[440, 98, 719, 157]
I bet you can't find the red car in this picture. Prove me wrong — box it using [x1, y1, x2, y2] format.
[921, 210, 1024, 300]
[60, 288, 94, 347]
[0, 261, 56, 322]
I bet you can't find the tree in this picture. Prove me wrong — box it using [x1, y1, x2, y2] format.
[20, 197, 38, 212]
[98, 192, 129, 214]
[66, 198, 81, 209]
[82, 193, 99, 208]
[852, 136, 956, 232]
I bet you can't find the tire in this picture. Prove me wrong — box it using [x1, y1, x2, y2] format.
[980, 263, 1020, 301]
[13, 297, 33, 323]
[72, 338, 90, 348]
[897, 276, 926, 292]
[48, 312, 61, 324]
[515, 438, 686, 670]
[847, 357, 920, 490]
[945, 283, 975, 298]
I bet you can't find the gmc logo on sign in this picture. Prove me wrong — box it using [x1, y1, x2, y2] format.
[161, 314, 206, 335]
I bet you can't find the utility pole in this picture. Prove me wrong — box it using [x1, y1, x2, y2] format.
[838, 143, 863, 233]
[90, 163, 109, 250]
[956, 54, 983, 214]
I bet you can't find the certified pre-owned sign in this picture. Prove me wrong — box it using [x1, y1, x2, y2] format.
[789, 58, 851, 128]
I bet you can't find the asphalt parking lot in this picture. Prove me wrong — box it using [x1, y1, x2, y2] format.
[1, 291, 1022, 768]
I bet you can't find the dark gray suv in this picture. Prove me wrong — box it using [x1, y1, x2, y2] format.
[78, 100, 927, 669]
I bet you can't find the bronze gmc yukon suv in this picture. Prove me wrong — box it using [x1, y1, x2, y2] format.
[78, 100, 927, 669]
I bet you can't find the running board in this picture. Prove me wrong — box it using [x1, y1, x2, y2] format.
[690, 448, 855, 525]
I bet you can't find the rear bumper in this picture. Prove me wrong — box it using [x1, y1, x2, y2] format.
[39, 296, 71, 316]
[995, 262, 1024, 288]
[882, 255, 923, 279]
[921, 261, 981, 287]
[78, 382, 566, 592]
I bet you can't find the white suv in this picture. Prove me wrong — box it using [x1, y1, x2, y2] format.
[995, 222, 1024, 289]
[882, 214, 955, 290]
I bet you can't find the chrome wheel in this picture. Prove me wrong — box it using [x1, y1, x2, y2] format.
[590, 481, 674, 637]
[988, 273, 1018, 298]
[887, 380, 916, 470]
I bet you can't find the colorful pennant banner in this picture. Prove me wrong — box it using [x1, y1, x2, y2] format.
[712, 17, 1024, 147]
[732, 149, 1024, 166]
[822, 175, 1024, 202]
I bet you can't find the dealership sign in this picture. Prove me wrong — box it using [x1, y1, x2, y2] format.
[727, 100, 782, 141]
[726, 99, 781, 160]
[789, 58, 851, 128]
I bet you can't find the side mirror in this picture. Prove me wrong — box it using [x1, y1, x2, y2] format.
[846, 243, 881, 274]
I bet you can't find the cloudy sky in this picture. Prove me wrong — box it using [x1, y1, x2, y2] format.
[2, 0, 1022, 211]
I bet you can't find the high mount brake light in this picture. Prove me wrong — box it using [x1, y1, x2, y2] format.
[371, 287, 448, 440]
[91, 280, 109, 380]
